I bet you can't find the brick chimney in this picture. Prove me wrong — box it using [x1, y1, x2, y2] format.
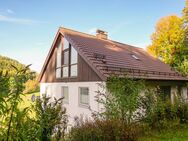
[96, 29, 108, 40]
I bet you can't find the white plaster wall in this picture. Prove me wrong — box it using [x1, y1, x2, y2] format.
[40, 82, 104, 126]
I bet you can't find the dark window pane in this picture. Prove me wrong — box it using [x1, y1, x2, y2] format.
[160, 86, 171, 101]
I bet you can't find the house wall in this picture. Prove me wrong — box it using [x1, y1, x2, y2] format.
[40, 81, 188, 126]
[40, 81, 104, 126]
[171, 86, 188, 103]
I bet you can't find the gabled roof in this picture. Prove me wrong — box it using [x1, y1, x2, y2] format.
[39, 27, 188, 82]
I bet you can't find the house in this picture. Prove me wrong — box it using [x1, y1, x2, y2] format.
[39, 27, 188, 125]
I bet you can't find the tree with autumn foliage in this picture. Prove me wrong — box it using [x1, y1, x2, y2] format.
[147, 15, 185, 66]
[147, 15, 188, 76]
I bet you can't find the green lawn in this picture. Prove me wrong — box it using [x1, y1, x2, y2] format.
[19, 92, 40, 117]
[139, 125, 188, 141]
[19, 92, 40, 109]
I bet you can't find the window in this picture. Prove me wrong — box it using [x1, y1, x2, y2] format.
[45, 86, 51, 97]
[79, 87, 89, 107]
[71, 47, 78, 64]
[160, 86, 171, 101]
[56, 41, 62, 78]
[61, 87, 69, 103]
[63, 66, 69, 77]
[64, 38, 69, 50]
[63, 51, 69, 65]
[131, 54, 139, 60]
[56, 37, 78, 78]
[70, 46, 78, 77]
[70, 65, 77, 77]
[62, 39, 69, 78]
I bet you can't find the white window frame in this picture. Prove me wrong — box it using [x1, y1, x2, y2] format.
[61, 86, 69, 104]
[78, 87, 89, 108]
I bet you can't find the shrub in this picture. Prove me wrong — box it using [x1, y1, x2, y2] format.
[31, 95, 68, 141]
[141, 87, 181, 130]
[0, 65, 68, 141]
[67, 118, 142, 141]
[95, 75, 145, 124]
[176, 102, 188, 124]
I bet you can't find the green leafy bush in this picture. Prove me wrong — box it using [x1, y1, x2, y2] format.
[141, 87, 187, 130]
[0, 65, 68, 141]
[67, 118, 142, 141]
[30, 95, 68, 141]
[95, 75, 145, 124]
[176, 102, 188, 124]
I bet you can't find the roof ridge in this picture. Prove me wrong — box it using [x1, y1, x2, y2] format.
[60, 27, 145, 50]
[60, 27, 97, 39]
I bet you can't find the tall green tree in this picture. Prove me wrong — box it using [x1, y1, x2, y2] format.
[181, 0, 188, 76]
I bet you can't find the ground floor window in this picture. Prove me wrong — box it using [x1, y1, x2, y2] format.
[45, 86, 51, 97]
[159, 86, 171, 101]
[61, 86, 69, 103]
[79, 87, 89, 107]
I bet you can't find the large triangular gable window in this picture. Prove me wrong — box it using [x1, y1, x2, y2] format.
[56, 37, 78, 78]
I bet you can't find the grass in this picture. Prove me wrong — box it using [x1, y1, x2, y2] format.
[139, 125, 188, 141]
[19, 92, 40, 117]
[19, 92, 40, 108]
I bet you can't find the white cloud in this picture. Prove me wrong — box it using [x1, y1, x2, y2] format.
[6, 9, 14, 14]
[0, 14, 46, 25]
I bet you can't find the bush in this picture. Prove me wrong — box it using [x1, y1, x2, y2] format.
[176, 102, 188, 124]
[67, 118, 142, 141]
[31, 95, 68, 141]
[95, 75, 145, 124]
[141, 87, 188, 130]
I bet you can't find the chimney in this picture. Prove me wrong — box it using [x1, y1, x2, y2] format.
[96, 29, 108, 40]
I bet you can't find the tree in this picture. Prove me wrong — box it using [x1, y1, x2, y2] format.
[182, 0, 188, 45]
[147, 15, 186, 68]
[181, 0, 188, 76]
[23, 78, 39, 94]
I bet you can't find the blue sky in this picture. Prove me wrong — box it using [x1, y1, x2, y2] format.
[0, 0, 185, 72]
